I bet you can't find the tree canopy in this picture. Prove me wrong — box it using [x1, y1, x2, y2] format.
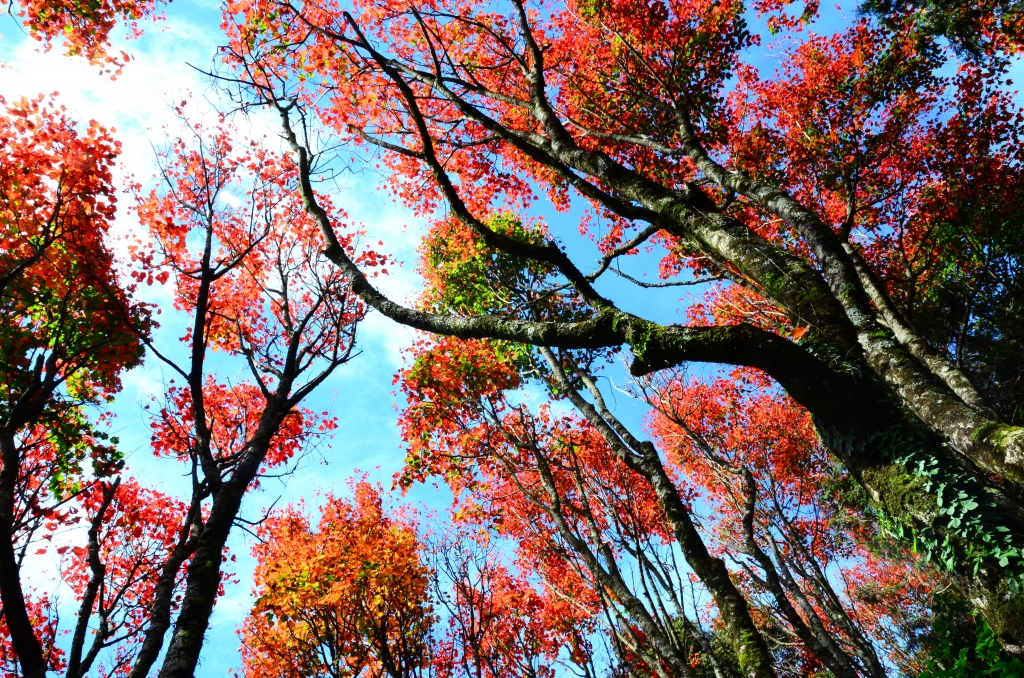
[3, 0, 1024, 675]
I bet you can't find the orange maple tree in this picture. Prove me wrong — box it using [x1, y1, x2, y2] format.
[240, 482, 434, 678]
[239, 483, 598, 678]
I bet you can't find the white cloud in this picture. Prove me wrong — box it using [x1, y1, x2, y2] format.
[1, 15, 220, 157]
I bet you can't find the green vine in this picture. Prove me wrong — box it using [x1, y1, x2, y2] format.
[836, 418, 1024, 592]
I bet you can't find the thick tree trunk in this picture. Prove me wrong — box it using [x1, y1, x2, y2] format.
[681, 344, 1024, 655]
[673, 125, 1024, 495]
[0, 433, 46, 678]
[540, 141, 1024, 654]
[155, 412, 284, 678]
[626, 321, 1024, 655]
[155, 484, 245, 678]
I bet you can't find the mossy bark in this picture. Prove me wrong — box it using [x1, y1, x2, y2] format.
[788, 368, 1024, 656]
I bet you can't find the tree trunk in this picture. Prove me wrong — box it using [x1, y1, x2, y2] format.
[0, 433, 46, 678]
[155, 413, 284, 678]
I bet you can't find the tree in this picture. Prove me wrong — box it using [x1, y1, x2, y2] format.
[239, 482, 596, 678]
[1, 99, 375, 677]
[222, 0, 1024, 656]
[392, 215, 776, 677]
[240, 482, 434, 678]
[392, 218, 1024, 675]
[397, 331, 917, 677]
[8, 0, 1024, 669]
[0, 591, 61, 677]
[59, 479, 193, 678]
[120, 110, 373, 678]
[0, 93, 149, 678]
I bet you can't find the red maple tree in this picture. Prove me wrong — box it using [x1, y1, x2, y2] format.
[0, 94, 149, 678]
[219, 0, 1024, 661]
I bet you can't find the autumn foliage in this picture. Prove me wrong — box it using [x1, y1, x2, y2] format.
[0, 102, 366, 677]
[0, 93, 151, 678]
[11, 0, 166, 67]
[215, 0, 1024, 656]
[240, 483, 433, 678]
[6, 0, 1024, 672]
[240, 483, 598, 678]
